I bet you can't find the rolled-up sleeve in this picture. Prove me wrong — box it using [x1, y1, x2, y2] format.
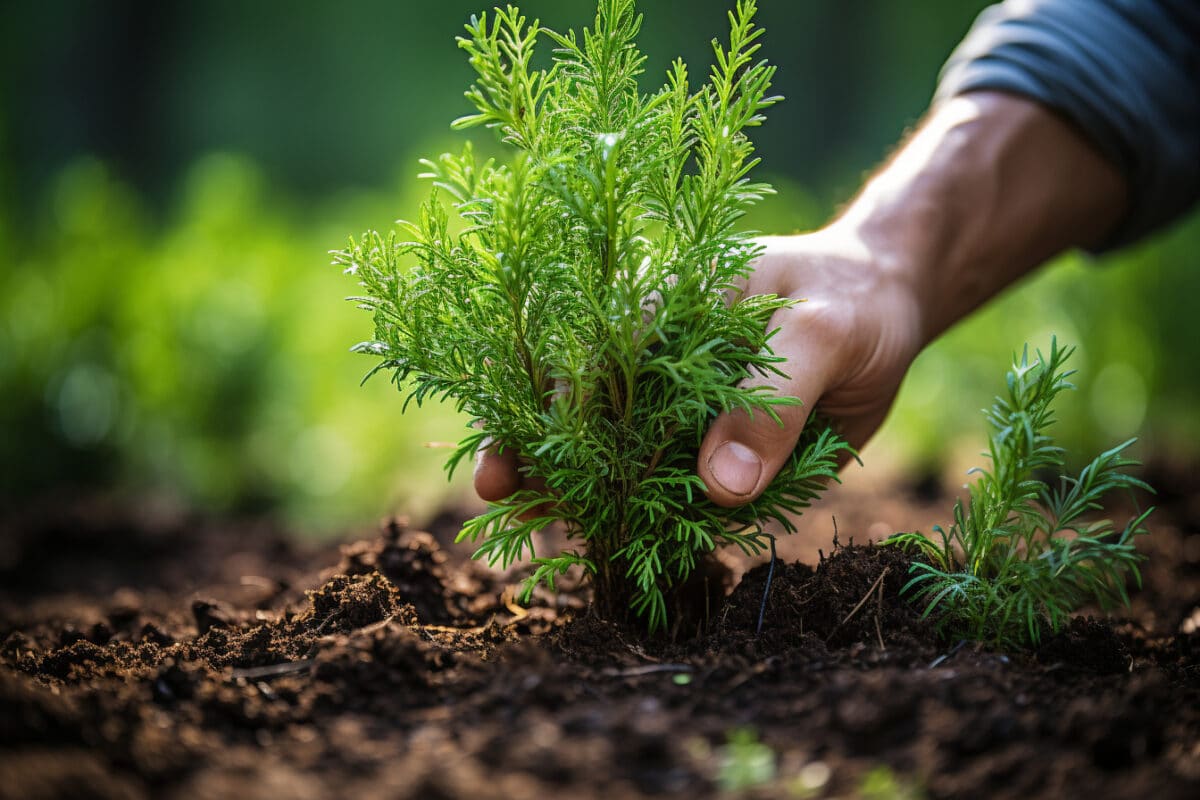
[936, 0, 1200, 250]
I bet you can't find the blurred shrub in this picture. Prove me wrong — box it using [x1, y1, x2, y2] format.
[0, 155, 469, 532]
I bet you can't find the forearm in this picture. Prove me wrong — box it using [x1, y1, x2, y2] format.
[831, 91, 1127, 345]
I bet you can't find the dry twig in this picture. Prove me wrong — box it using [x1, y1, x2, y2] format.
[825, 567, 890, 644]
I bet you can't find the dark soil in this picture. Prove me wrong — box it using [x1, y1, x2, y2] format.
[2, 469, 1198, 800]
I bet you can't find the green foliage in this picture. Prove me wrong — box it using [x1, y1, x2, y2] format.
[889, 339, 1153, 648]
[339, 0, 850, 629]
[0, 156, 466, 529]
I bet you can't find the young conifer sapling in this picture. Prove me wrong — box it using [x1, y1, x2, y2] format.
[889, 339, 1154, 648]
[337, 0, 851, 631]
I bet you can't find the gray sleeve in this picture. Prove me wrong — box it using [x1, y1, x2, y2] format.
[936, 0, 1200, 251]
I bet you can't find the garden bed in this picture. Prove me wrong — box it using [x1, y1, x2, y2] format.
[2, 466, 1197, 800]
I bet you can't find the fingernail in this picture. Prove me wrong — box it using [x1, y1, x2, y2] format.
[708, 441, 762, 497]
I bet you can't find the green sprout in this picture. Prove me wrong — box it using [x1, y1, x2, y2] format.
[889, 338, 1153, 648]
[716, 727, 776, 793]
[336, 0, 850, 631]
[858, 766, 925, 800]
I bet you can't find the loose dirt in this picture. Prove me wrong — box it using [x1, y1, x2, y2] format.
[2, 467, 1197, 799]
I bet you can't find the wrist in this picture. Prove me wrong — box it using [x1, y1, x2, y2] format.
[828, 97, 1000, 346]
[827, 92, 1127, 348]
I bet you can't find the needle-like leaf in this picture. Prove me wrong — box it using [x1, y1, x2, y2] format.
[888, 338, 1154, 647]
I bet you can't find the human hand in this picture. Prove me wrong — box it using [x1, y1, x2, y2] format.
[696, 90, 1129, 507]
[696, 230, 923, 506]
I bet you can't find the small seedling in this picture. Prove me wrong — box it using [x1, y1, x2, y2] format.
[858, 766, 925, 800]
[889, 339, 1153, 647]
[337, 0, 849, 631]
[716, 727, 776, 792]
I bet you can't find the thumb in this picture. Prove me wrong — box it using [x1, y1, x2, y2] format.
[697, 300, 845, 507]
[697, 356, 829, 508]
[473, 437, 522, 502]
[697, 404, 809, 508]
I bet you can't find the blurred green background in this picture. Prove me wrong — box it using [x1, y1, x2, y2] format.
[2, 0, 1197, 533]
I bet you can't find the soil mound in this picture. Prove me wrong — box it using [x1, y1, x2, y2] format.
[720, 542, 929, 653]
